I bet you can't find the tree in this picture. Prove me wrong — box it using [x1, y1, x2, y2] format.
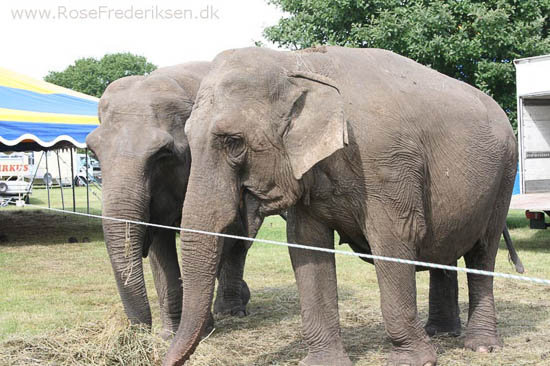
[44, 53, 157, 97]
[264, 0, 550, 132]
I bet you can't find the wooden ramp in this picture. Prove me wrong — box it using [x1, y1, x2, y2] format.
[509, 193, 550, 211]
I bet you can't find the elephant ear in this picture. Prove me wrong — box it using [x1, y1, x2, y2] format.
[281, 71, 348, 180]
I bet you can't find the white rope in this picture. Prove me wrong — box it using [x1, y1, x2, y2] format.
[22, 203, 550, 286]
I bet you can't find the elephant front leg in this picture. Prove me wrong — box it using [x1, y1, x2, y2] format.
[287, 206, 351, 366]
[214, 196, 262, 317]
[425, 265, 461, 337]
[148, 229, 183, 340]
[214, 238, 250, 317]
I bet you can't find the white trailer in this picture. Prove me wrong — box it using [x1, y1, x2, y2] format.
[511, 54, 550, 229]
[0, 153, 32, 205]
[0, 150, 101, 187]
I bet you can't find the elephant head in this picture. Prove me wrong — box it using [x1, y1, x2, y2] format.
[86, 63, 210, 330]
[165, 48, 347, 365]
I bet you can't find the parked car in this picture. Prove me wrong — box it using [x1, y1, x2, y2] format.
[74, 154, 101, 186]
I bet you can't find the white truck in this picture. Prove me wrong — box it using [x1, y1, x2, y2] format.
[510, 54, 550, 229]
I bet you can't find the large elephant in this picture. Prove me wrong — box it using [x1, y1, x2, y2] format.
[86, 62, 258, 340]
[164, 46, 518, 366]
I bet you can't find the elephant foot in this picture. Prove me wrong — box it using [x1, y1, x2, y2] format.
[213, 299, 248, 317]
[424, 318, 461, 337]
[387, 341, 437, 366]
[213, 280, 250, 317]
[464, 334, 502, 353]
[299, 350, 352, 366]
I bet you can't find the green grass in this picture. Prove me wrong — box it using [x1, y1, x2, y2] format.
[2, 185, 103, 215]
[1, 188, 550, 365]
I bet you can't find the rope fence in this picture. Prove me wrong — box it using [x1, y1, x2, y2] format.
[19, 203, 550, 286]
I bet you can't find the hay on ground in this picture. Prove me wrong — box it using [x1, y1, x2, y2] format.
[0, 308, 168, 366]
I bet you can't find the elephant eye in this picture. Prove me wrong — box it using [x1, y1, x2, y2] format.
[223, 135, 246, 164]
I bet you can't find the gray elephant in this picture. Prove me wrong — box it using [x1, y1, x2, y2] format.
[163, 46, 517, 366]
[86, 62, 259, 340]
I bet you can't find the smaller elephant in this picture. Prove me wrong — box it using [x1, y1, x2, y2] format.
[86, 62, 260, 339]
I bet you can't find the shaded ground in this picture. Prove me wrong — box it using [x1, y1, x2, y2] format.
[0, 210, 103, 246]
[1, 202, 549, 365]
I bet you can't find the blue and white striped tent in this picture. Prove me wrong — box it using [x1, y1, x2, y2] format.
[0, 67, 99, 152]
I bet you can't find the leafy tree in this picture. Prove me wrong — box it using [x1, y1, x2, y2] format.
[44, 53, 157, 97]
[264, 0, 550, 131]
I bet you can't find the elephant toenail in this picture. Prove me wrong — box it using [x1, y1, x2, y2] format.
[232, 310, 246, 317]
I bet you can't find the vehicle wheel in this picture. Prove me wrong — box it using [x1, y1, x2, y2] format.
[75, 177, 86, 186]
[0, 182, 7, 194]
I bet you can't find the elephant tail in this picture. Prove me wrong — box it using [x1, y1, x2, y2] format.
[503, 226, 525, 274]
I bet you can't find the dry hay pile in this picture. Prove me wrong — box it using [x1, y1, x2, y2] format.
[0, 309, 168, 366]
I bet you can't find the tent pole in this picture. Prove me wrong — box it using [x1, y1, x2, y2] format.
[85, 148, 90, 215]
[56, 151, 65, 211]
[70, 148, 76, 212]
[45, 151, 50, 208]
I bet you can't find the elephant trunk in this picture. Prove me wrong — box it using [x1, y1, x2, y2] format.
[164, 169, 237, 366]
[102, 160, 151, 326]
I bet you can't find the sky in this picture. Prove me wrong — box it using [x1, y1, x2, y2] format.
[0, 0, 285, 79]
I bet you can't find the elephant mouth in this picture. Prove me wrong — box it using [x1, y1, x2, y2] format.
[244, 186, 292, 217]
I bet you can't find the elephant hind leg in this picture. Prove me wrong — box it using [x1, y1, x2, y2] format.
[463, 235, 502, 352]
[464, 155, 514, 353]
[425, 265, 461, 337]
[463, 199, 509, 352]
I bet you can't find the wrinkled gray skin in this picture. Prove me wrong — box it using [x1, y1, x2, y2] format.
[164, 46, 517, 366]
[359, 226, 523, 340]
[86, 62, 259, 340]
